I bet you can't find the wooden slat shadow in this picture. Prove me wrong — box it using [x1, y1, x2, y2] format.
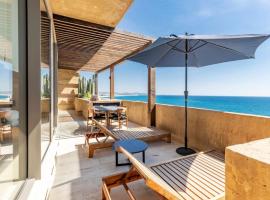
[102, 150, 225, 200]
[86, 119, 171, 158]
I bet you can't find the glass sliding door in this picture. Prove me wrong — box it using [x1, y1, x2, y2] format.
[40, 0, 51, 158]
[40, 0, 56, 158]
[0, 0, 27, 198]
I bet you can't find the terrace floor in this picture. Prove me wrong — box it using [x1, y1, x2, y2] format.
[49, 110, 181, 200]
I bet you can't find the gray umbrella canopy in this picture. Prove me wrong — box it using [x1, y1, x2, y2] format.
[128, 34, 269, 156]
[129, 34, 270, 67]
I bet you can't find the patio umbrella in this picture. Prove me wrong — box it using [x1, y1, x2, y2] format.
[128, 33, 269, 156]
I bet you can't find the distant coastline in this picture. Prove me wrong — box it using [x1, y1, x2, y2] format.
[115, 95, 270, 117]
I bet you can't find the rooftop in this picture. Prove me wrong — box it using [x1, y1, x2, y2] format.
[49, 110, 179, 200]
[2, 0, 269, 199]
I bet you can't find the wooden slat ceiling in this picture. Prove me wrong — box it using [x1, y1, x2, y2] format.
[41, 14, 153, 72]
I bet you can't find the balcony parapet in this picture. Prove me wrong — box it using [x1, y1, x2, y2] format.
[121, 100, 270, 153]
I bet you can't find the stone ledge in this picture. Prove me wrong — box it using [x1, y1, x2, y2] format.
[225, 138, 270, 200]
[227, 138, 270, 164]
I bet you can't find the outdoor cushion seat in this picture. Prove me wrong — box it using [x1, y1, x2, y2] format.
[110, 113, 127, 120]
[92, 114, 106, 121]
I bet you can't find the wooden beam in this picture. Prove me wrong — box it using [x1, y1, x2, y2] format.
[110, 66, 115, 99]
[148, 66, 156, 127]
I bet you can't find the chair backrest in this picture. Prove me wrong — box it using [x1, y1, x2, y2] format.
[93, 102, 120, 107]
[118, 146, 183, 200]
[88, 106, 94, 118]
[116, 106, 127, 116]
[92, 119, 118, 140]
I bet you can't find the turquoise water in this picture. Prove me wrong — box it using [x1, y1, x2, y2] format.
[0, 95, 9, 100]
[2, 94, 270, 116]
[115, 95, 270, 117]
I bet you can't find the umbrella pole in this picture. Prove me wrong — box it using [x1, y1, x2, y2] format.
[176, 36, 196, 156]
[184, 60, 188, 148]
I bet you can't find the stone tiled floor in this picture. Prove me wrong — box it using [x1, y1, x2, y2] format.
[49, 110, 181, 200]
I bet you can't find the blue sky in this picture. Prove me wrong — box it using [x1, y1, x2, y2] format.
[97, 0, 270, 96]
[0, 61, 12, 93]
[1, 0, 270, 96]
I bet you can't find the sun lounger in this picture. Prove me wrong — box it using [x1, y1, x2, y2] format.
[102, 149, 225, 200]
[86, 119, 171, 158]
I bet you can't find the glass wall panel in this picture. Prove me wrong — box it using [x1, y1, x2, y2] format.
[40, 0, 51, 158]
[0, 0, 27, 198]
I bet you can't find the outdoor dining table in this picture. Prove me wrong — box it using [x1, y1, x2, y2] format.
[93, 106, 125, 127]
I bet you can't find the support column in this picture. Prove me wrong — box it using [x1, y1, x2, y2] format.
[94, 73, 98, 96]
[147, 66, 156, 127]
[109, 65, 115, 99]
[27, 0, 41, 178]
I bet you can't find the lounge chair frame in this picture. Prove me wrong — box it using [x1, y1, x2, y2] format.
[102, 148, 225, 200]
[86, 119, 171, 158]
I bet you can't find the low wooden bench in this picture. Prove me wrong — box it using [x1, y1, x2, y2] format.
[102, 148, 225, 200]
[86, 119, 171, 158]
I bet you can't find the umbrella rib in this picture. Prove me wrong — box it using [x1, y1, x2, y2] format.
[188, 40, 201, 51]
[189, 40, 208, 52]
[154, 39, 184, 66]
[200, 39, 253, 58]
[167, 39, 186, 53]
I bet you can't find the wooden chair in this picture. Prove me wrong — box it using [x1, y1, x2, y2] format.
[110, 106, 128, 129]
[85, 107, 106, 146]
[86, 119, 171, 158]
[87, 107, 106, 128]
[86, 107, 93, 128]
[118, 106, 128, 128]
[0, 123, 12, 142]
[102, 148, 225, 200]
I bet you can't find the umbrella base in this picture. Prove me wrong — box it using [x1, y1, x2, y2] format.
[176, 147, 196, 156]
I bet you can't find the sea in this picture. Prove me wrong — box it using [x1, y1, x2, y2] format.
[115, 95, 270, 117]
[0, 95, 9, 100]
[2, 94, 270, 117]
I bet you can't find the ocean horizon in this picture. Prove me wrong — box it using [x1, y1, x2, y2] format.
[115, 95, 270, 117]
[2, 94, 269, 117]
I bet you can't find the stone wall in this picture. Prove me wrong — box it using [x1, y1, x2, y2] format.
[155, 104, 270, 152]
[121, 101, 270, 152]
[121, 100, 148, 127]
[58, 69, 79, 110]
[74, 98, 89, 119]
[225, 138, 270, 200]
[41, 98, 50, 113]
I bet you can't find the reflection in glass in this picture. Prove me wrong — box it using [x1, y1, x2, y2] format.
[40, 0, 51, 158]
[0, 0, 26, 198]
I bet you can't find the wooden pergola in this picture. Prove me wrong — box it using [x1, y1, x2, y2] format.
[41, 11, 156, 126]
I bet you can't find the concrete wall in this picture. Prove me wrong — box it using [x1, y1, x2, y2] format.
[122, 101, 148, 127]
[225, 138, 270, 200]
[74, 98, 89, 119]
[155, 104, 270, 152]
[121, 101, 270, 152]
[41, 98, 50, 113]
[58, 69, 79, 110]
